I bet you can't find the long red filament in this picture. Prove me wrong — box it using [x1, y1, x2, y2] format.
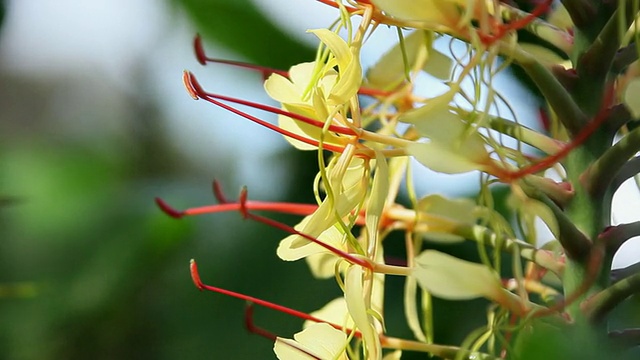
[194, 34, 389, 99]
[157, 185, 372, 269]
[194, 35, 289, 78]
[155, 197, 317, 218]
[190, 82, 358, 136]
[182, 71, 347, 153]
[190, 259, 362, 339]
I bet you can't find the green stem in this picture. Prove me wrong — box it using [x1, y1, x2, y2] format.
[473, 112, 565, 155]
[610, 155, 640, 193]
[583, 271, 640, 323]
[598, 221, 640, 253]
[522, 181, 592, 262]
[609, 328, 640, 347]
[512, 54, 587, 135]
[611, 41, 638, 74]
[560, 0, 597, 31]
[454, 224, 564, 275]
[583, 126, 640, 197]
[382, 336, 499, 360]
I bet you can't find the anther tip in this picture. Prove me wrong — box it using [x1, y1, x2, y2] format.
[182, 71, 200, 100]
[155, 197, 184, 219]
[193, 34, 207, 66]
[190, 259, 205, 291]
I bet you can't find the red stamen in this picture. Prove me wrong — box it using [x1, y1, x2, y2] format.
[157, 187, 370, 266]
[186, 71, 357, 136]
[190, 259, 362, 338]
[195, 34, 388, 99]
[244, 304, 278, 341]
[156, 196, 318, 218]
[193, 34, 208, 66]
[193, 35, 288, 79]
[183, 71, 347, 153]
[190, 259, 205, 290]
[182, 71, 199, 100]
[155, 198, 185, 218]
[212, 179, 230, 204]
[238, 186, 249, 219]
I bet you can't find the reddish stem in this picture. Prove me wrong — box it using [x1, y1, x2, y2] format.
[496, 83, 614, 182]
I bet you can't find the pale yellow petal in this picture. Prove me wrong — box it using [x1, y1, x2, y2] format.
[274, 323, 348, 360]
[412, 250, 501, 300]
[417, 195, 477, 242]
[345, 266, 381, 359]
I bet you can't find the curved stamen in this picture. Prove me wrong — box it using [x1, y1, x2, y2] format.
[190, 81, 358, 136]
[194, 35, 289, 78]
[182, 71, 348, 153]
[190, 259, 362, 338]
[156, 184, 370, 266]
[155, 196, 318, 218]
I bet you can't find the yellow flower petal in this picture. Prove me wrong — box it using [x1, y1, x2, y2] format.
[309, 29, 362, 106]
[274, 323, 348, 360]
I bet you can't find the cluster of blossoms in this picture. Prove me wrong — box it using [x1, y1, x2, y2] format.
[158, 0, 640, 359]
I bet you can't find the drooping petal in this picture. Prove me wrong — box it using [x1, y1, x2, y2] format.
[366, 153, 389, 252]
[277, 156, 367, 261]
[274, 323, 348, 360]
[345, 266, 381, 359]
[309, 29, 362, 106]
[407, 139, 489, 174]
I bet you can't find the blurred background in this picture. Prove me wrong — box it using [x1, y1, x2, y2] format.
[1, 1, 639, 359]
